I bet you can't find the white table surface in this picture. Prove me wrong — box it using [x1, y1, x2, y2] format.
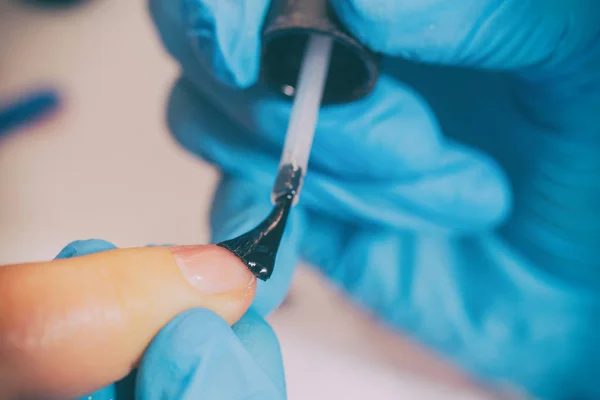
[0, 1, 509, 398]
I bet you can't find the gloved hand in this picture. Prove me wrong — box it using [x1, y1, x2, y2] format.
[150, 0, 600, 398]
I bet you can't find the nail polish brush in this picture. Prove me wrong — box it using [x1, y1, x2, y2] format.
[217, 0, 380, 281]
[217, 34, 333, 281]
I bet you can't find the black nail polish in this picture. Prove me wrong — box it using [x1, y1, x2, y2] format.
[217, 165, 302, 281]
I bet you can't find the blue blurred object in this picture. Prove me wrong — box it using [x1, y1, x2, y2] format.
[148, 0, 600, 399]
[0, 89, 60, 139]
[52, 240, 285, 400]
[19, 0, 89, 9]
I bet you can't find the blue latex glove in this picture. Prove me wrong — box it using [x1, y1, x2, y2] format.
[53, 240, 284, 400]
[150, 0, 600, 398]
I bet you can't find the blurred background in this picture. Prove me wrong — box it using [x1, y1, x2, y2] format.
[0, 0, 510, 398]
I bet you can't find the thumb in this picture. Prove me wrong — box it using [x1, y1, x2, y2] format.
[0, 240, 256, 400]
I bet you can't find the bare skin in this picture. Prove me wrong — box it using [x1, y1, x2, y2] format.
[0, 245, 256, 400]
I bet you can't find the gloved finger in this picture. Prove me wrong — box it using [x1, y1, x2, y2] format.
[231, 310, 286, 395]
[299, 142, 510, 232]
[0, 242, 255, 400]
[168, 79, 510, 232]
[149, 0, 269, 88]
[210, 175, 305, 316]
[136, 309, 284, 400]
[377, 61, 600, 282]
[153, 0, 444, 180]
[329, 0, 599, 69]
[54, 238, 117, 259]
[0, 89, 61, 139]
[299, 211, 599, 399]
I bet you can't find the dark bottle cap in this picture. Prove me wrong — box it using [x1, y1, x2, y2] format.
[261, 0, 380, 105]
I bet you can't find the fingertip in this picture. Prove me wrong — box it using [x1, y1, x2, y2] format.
[319, 74, 444, 176]
[135, 309, 231, 399]
[137, 309, 282, 400]
[54, 239, 117, 260]
[182, 0, 270, 88]
[480, 158, 513, 227]
[169, 244, 257, 318]
[447, 148, 513, 229]
[233, 311, 286, 395]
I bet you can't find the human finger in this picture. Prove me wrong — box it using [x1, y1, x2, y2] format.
[0, 241, 255, 400]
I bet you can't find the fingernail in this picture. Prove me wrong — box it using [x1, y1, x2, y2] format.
[170, 245, 254, 294]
